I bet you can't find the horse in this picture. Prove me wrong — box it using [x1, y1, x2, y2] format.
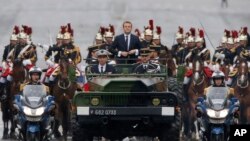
[52, 57, 77, 141]
[159, 49, 177, 77]
[233, 58, 250, 124]
[182, 58, 210, 140]
[2, 59, 27, 139]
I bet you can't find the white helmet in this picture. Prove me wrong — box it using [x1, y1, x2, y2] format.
[29, 66, 42, 78]
[212, 70, 225, 82]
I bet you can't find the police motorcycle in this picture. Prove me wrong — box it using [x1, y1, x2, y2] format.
[13, 85, 55, 141]
[196, 87, 240, 141]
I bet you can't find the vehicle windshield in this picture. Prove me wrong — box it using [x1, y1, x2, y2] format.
[23, 85, 47, 108]
[206, 87, 229, 110]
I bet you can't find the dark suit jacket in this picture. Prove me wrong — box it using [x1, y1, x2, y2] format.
[91, 64, 116, 74]
[110, 34, 142, 64]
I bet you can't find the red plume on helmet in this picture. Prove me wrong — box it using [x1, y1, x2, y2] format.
[149, 19, 154, 31]
[26, 27, 32, 35]
[190, 27, 196, 37]
[13, 26, 20, 35]
[22, 25, 28, 33]
[178, 26, 184, 34]
[109, 24, 115, 34]
[243, 27, 248, 35]
[99, 26, 106, 35]
[224, 29, 230, 38]
[232, 30, 238, 38]
[60, 26, 67, 34]
[199, 29, 204, 38]
[135, 28, 141, 36]
[156, 26, 161, 35]
[67, 23, 74, 36]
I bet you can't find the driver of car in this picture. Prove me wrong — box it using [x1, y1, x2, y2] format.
[132, 48, 160, 74]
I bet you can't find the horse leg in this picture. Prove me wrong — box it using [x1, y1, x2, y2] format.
[62, 101, 70, 141]
[182, 105, 191, 140]
[53, 118, 62, 138]
[246, 107, 250, 124]
[240, 104, 247, 124]
[9, 111, 16, 139]
[2, 102, 9, 139]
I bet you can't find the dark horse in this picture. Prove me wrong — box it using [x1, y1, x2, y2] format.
[1, 59, 27, 139]
[52, 57, 77, 141]
[182, 58, 210, 140]
[159, 50, 177, 77]
[234, 58, 250, 124]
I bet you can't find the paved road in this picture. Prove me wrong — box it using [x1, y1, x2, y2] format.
[0, 0, 250, 140]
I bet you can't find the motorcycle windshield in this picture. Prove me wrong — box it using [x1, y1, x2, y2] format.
[23, 85, 47, 108]
[206, 87, 229, 111]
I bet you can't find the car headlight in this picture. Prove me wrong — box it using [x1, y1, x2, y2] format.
[91, 98, 100, 106]
[23, 106, 44, 116]
[152, 98, 160, 106]
[207, 109, 229, 118]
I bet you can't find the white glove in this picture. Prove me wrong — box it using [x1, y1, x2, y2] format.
[69, 59, 73, 63]
[22, 59, 32, 66]
[2, 61, 8, 69]
[46, 59, 55, 67]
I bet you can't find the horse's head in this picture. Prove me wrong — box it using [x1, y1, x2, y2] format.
[192, 58, 204, 85]
[237, 59, 249, 88]
[59, 57, 70, 80]
[13, 59, 23, 68]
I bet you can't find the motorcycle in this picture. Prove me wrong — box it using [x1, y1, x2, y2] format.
[13, 85, 55, 141]
[196, 87, 240, 141]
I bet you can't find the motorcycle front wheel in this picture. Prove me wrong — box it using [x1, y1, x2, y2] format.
[26, 131, 41, 141]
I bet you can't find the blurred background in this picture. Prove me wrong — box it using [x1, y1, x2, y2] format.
[0, 0, 250, 68]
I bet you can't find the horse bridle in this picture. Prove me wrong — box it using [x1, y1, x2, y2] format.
[57, 78, 71, 90]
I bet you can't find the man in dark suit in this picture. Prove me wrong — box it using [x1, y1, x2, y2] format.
[110, 21, 142, 64]
[132, 48, 160, 74]
[91, 49, 116, 74]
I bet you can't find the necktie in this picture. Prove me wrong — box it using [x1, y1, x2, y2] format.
[101, 66, 104, 73]
[125, 35, 129, 51]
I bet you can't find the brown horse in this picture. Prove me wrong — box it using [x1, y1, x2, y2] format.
[52, 57, 77, 141]
[159, 50, 177, 77]
[5, 59, 27, 138]
[182, 58, 210, 140]
[233, 59, 250, 124]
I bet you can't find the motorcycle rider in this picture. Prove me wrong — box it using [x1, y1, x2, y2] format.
[20, 66, 49, 93]
[204, 70, 234, 97]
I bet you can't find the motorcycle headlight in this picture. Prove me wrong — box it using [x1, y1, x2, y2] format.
[207, 109, 229, 118]
[219, 109, 229, 118]
[23, 106, 44, 116]
[207, 109, 216, 118]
